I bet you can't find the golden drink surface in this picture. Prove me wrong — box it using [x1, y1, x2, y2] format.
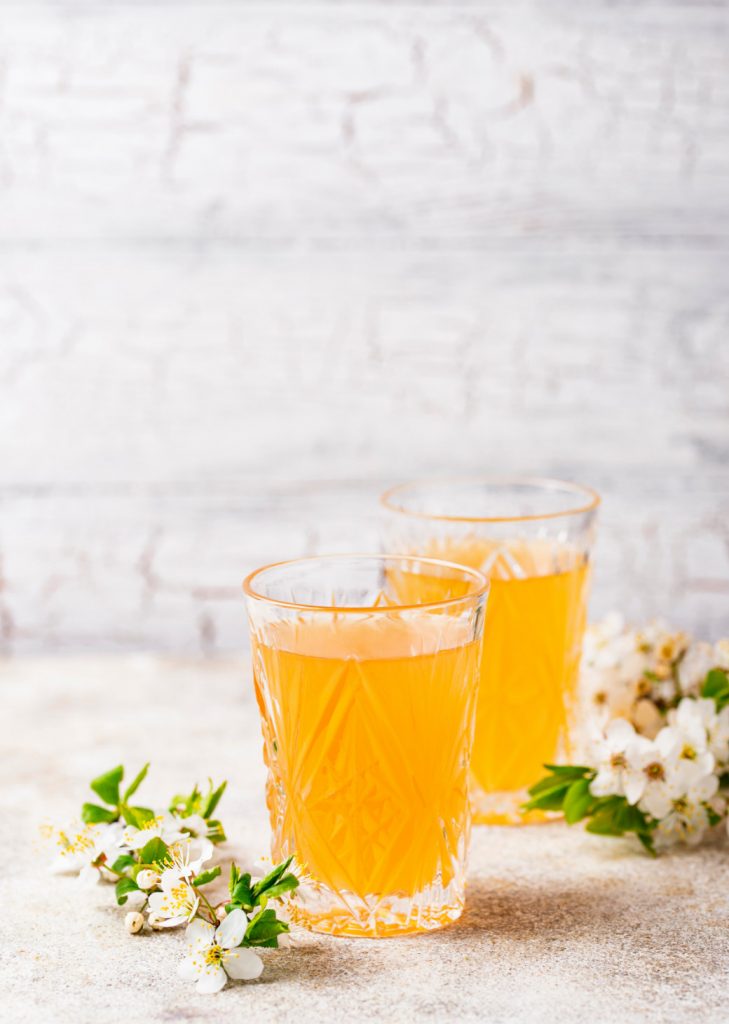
[252, 617, 481, 918]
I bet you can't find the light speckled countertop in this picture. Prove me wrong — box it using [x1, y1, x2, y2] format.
[3, 656, 729, 1024]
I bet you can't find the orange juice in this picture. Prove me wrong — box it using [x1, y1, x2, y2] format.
[392, 539, 589, 823]
[251, 616, 481, 933]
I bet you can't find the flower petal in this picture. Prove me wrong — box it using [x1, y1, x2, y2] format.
[127, 827, 155, 850]
[181, 814, 208, 837]
[160, 867, 183, 890]
[195, 966, 227, 994]
[155, 915, 188, 929]
[224, 947, 264, 981]
[216, 908, 247, 949]
[655, 727, 681, 762]
[178, 956, 199, 981]
[623, 771, 645, 805]
[185, 918, 215, 949]
[606, 719, 635, 746]
[147, 892, 165, 914]
[590, 770, 620, 798]
[641, 787, 672, 820]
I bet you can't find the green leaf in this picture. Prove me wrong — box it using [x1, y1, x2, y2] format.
[585, 812, 624, 836]
[81, 802, 119, 825]
[613, 801, 651, 833]
[202, 780, 227, 820]
[259, 874, 299, 902]
[110, 854, 136, 873]
[526, 765, 594, 801]
[120, 804, 156, 829]
[123, 763, 150, 802]
[563, 778, 594, 825]
[115, 877, 139, 906]
[251, 857, 294, 901]
[90, 765, 124, 807]
[523, 781, 572, 812]
[584, 796, 654, 844]
[231, 873, 255, 910]
[244, 907, 290, 948]
[584, 796, 624, 835]
[636, 831, 657, 856]
[527, 775, 572, 798]
[139, 837, 169, 866]
[170, 784, 202, 817]
[542, 764, 593, 778]
[706, 804, 723, 828]
[229, 863, 240, 893]
[206, 819, 226, 844]
[192, 866, 221, 888]
[702, 669, 729, 708]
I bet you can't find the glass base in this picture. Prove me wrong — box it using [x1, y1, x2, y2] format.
[471, 786, 560, 826]
[284, 869, 465, 938]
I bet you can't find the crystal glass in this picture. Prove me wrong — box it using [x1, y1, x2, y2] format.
[381, 479, 599, 825]
[244, 554, 488, 937]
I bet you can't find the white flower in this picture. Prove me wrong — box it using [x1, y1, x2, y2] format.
[624, 730, 681, 819]
[123, 814, 187, 851]
[589, 719, 637, 797]
[125, 911, 144, 934]
[667, 700, 716, 770]
[136, 869, 161, 891]
[178, 912, 263, 994]
[48, 821, 126, 883]
[715, 640, 729, 671]
[656, 772, 720, 846]
[657, 799, 710, 847]
[165, 837, 214, 879]
[671, 698, 727, 771]
[146, 867, 200, 928]
[179, 814, 209, 838]
[678, 642, 716, 696]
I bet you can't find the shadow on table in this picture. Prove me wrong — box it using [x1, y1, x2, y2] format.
[442, 875, 633, 942]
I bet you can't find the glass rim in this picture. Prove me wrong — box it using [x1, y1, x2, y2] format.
[380, 475, 600, 524]
[243, 552, 489, 615]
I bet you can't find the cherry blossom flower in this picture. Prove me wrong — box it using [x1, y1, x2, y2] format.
[146, 868, 200, 928]
[589, 719, 637, 798]
[671, 698, 729, 771]
[48, 821, 126, 883]
[678, 642, 716, 696]
[656, 772, 720, 846]
[178, 912, 264, 993]
[624, 730, 681, 819]
[123, 814, 187, 851]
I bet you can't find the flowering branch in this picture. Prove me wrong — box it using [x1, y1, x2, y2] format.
[44, 763, 298, 993]
[525, 620, 729, 852]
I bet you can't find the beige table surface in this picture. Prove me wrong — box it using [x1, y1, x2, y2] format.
[3, 656, 729, 1024]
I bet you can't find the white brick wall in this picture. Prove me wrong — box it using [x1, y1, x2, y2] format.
[1, 1, 728, 653]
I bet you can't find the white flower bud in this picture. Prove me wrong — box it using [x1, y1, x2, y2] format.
[216, 904, 228, 923]
[632, 698, 663, 739]
[125, 912, 144, 935]
[147, 911, 165, 930]
[136, 869, 161, 891]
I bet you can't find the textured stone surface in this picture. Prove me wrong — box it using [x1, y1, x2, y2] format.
[0, 0, 728, 653]
[3, 655, 729, 1023]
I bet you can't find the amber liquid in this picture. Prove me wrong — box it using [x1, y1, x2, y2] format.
[391, 540, 589, 823]
[252, 617, 481, 934]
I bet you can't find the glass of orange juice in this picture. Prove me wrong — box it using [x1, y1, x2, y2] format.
[381, 479, 599, 825]
[244, 554, 488, 937]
